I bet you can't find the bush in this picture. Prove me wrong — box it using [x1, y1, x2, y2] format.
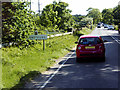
[2, 2, 36, 47]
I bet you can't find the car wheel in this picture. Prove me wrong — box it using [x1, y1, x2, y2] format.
[102, 56, 105, 62]
[76, 58, 80, 62]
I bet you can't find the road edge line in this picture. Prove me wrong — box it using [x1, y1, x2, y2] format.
[40, 51, 75, 89]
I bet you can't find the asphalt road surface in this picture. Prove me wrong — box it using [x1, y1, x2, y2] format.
[25, 27, 120, 89]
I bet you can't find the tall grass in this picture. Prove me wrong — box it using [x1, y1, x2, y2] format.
[1, 27, 94, 89]
[2, 35, 78, 88]
[73, 26, 96, 36]
[78, 28, 93, 35]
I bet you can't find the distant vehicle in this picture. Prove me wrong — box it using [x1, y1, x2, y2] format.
[108, 25, 114, 30]
[75, 35, 105, 62]
[97, 23, 101, 28]
[104, 24, 109, 28]
[102, 23, 105, 26]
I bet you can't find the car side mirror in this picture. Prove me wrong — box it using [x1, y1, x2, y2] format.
[75, 41, 78, 44]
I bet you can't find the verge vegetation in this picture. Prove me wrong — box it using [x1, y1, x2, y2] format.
[1, 27, 95, 89]
[2, 34, 77, 88]
[3, 0, 119, 89]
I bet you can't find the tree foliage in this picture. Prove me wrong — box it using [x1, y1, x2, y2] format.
[40, 1, 73, 31]
[102, 8, 113, 24]
[113, 5, 120, 25]
[2, 2, 36, 47]
[81, 17, 93, 27]
[86, 8, 102, 24]
[72, 14, 85, 22]
[72, 14, 85, 30]
[73, 14, 93, 30]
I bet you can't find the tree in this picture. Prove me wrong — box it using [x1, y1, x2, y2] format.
[81, 17, 93, 28]
[113, 5, 120, 25]
[40, 1, 73, 31]
[2, 2, 36, 47]
[72, 14, 86, 30]
[72, 14, 85, 22]
[102, 8, 113, 24]
[86, 8, 102, 24]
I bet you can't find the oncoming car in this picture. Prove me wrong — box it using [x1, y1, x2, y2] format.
[97, 23, 101, 28]
[108, 25, 114, 30]
[75, 35, 105, 62]
[104, 24, 109, 28]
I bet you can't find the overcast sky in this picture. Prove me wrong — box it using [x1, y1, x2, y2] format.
[31, 0, 120, 15]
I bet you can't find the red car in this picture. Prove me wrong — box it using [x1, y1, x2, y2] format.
[75, 35, 105, 62]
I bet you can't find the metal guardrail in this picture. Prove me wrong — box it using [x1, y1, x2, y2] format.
[0, 32, 73, 48]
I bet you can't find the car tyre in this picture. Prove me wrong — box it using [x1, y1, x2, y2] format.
[76, 57, 80, 62]
[102, 56, 105, 62]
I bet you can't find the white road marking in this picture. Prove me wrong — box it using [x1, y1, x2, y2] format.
[39, 29, 119, 89]
[105, 30, 120, 44]
[110, 36, 120, 45]
[40, 51, 75, 89]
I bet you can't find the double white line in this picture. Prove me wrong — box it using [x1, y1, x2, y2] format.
[110, 36, 120, 45]
[105, 30, 120, 44]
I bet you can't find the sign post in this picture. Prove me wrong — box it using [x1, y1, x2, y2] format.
[43, 39, 45, 50]
[29, 35, 47, 50]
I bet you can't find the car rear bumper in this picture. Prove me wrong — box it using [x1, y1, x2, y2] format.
[76, 50, 105, 58]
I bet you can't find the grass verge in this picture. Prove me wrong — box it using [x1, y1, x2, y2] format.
[78, 27, 96, 35]
[1, 28, 94, 89]
[2, 34, 78, 89]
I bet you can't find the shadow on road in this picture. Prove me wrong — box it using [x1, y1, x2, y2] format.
[11, 71, 41, 89]
[24, 35, 119, 88]
[47, 54, 118, 88]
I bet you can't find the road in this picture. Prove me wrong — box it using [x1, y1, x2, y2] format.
[25, 27, 120, 89]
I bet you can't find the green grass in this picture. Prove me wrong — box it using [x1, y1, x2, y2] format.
[2, 35, 78, 88]
[78, 28, 93, 35]
[114, 25, 118, 30]
[73, 26, 96, 36]
[78, 26, 96, 35]
[1, 28, 94, 89]
[0, 49, 2, 89]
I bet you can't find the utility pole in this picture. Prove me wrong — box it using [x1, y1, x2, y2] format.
[30, 0, 31, 10]
[38, 0, 40, 16]
[118, 1, 120, 34]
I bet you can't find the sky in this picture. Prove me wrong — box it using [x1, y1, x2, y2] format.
[31, 0, 120, 15]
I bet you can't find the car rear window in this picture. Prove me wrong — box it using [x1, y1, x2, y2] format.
[79, 37, 102, 45]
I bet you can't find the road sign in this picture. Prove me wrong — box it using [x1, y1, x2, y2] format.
[29, 35, 47, 40]
[29, 35, 47, 50]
